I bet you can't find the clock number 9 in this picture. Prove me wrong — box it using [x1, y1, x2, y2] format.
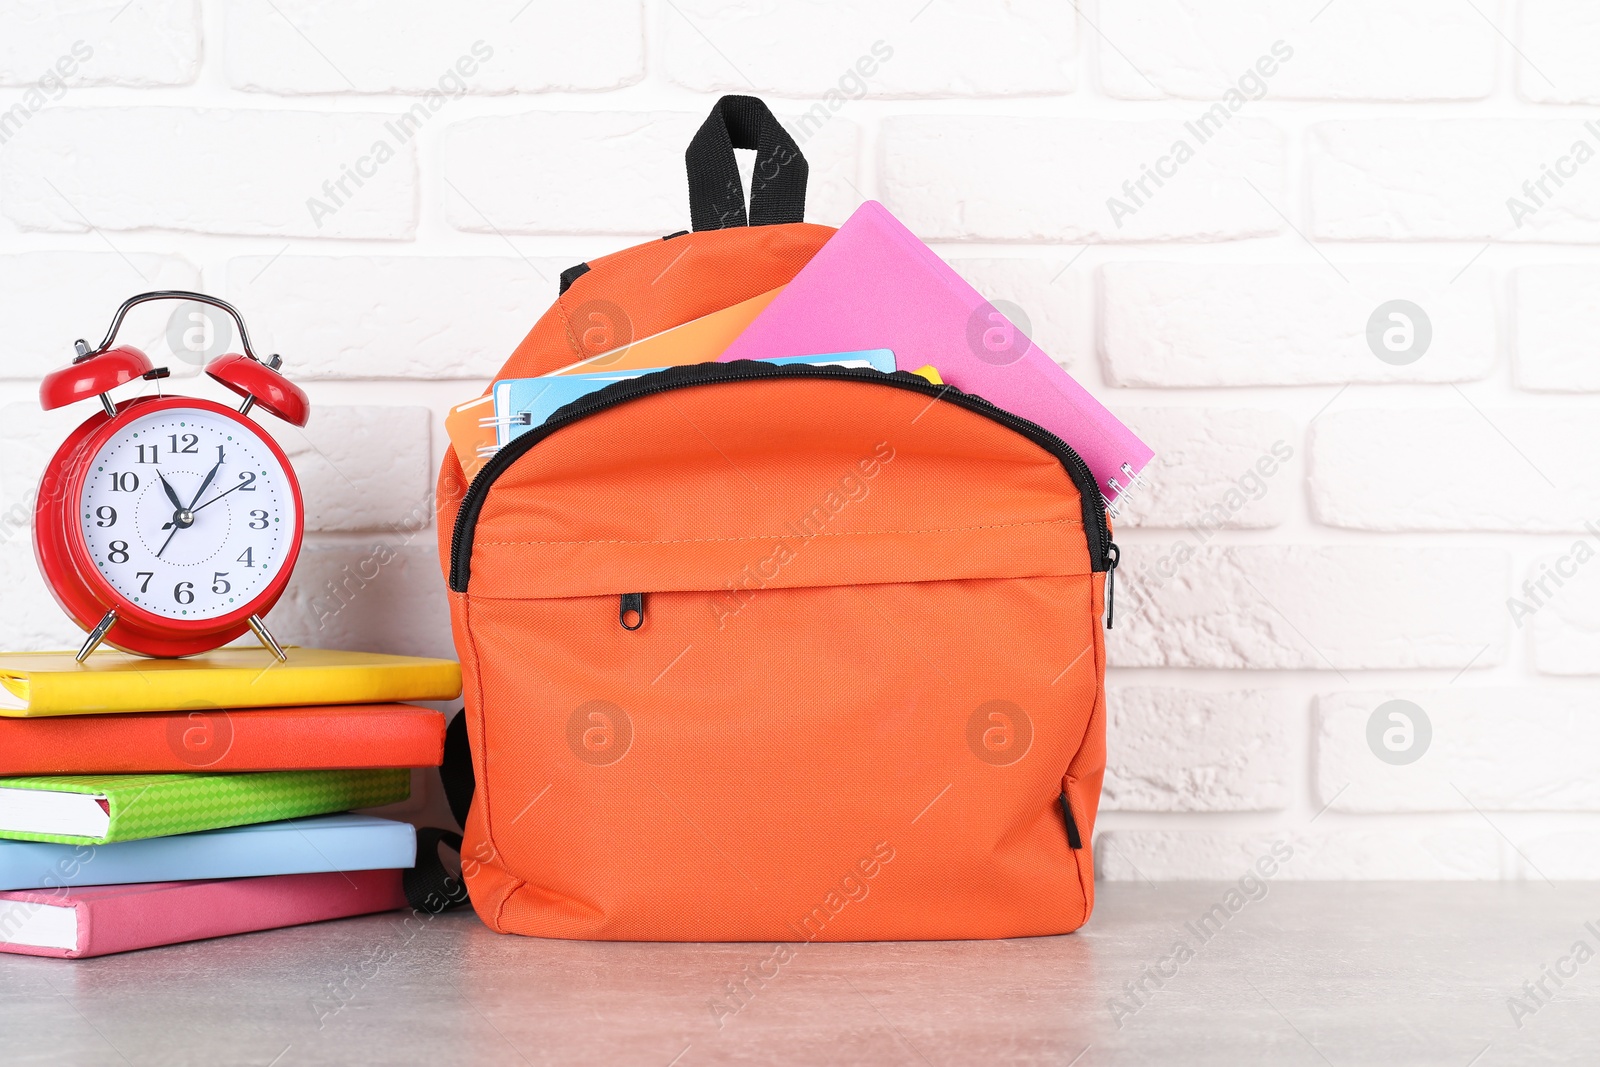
[95, 506, 116, 528]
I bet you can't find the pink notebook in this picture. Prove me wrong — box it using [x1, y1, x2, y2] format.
[0, 869, 406, 959]
[719, 200, 1154, 509]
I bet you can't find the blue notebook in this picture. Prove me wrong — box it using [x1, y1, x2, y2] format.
[0, 813, 416, 891]
[491, 349, 897, 446]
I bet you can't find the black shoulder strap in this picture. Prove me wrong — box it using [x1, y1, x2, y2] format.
[686, 96, 808, 232]
[404, 710, 476, 913]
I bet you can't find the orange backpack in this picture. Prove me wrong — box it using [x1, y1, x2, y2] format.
[428, 97, 1115, 941]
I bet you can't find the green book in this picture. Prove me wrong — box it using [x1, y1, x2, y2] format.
[0, 769, 410, 846]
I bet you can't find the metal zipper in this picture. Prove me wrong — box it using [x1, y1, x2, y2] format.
[448, 362, 1112, 593]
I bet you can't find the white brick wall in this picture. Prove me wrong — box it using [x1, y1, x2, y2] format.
[881, 117, 1286, 242]
[661, 2, 1073, 97]
[0, 3, 1595, 880]
[1097, 0, 1497, 102]
[224, 1, 644, 95]
[1309, 408, 1600, 531]
[1308, 119, 1600, 242]
[0, 2, 199, 88]
[1100, 263, 1496, 386]
[2, 108, 418, 238]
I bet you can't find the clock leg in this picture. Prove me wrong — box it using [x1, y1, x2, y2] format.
[75, 610, 117, 662]
[247, 614, 288, 661]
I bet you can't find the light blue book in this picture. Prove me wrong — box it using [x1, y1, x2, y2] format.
[0, 813, 416, 891]
[491, 349, 897, 446]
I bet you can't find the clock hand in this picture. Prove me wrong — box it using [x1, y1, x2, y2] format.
[156, 470, 184, 511]
[155, 524, 180, 559]
[185, 455, 225, 511]
[156, 470, 198, 546]
[187, 479, 248, 516]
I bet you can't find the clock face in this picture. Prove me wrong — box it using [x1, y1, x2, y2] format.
[75, 407, 298, 620]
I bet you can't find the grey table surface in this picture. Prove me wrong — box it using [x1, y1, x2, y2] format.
[2, 882, 1595, 1066]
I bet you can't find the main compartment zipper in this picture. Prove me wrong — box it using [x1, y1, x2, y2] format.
[448, 360, 1113, 593]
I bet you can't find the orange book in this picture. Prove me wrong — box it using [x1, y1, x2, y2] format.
[549, 285, 783, 375]
[0, 703, 447, 775]
[446, 287, 786, 481]
[444, 393, 498, 483]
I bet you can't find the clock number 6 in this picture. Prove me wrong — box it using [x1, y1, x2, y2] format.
[174, 581, 194, 605]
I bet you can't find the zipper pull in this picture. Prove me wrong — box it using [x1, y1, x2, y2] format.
[1104, 542, 1119, 630]
[619, 592, 644, 630]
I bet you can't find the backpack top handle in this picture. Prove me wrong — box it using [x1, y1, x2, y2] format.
[685, 95, 808, 232]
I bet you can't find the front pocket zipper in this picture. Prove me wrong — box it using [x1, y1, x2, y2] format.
[449, 361, 1115, 595]
[619, 592, 645, 630]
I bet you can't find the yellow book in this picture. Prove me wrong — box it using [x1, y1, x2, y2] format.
[0, 647, 462, 718]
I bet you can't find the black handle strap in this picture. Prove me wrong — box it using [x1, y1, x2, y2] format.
[686, 96, 808, 232]
[403, 828, 469, 913]
[403, 711, 478, 913]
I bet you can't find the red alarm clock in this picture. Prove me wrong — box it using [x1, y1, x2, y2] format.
[34, 292, 309, 662]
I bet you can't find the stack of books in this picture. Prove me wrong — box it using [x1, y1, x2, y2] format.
[0, 647, 461, 959]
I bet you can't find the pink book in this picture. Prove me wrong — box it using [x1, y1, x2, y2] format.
[719, 200, 1154, 509]
[0, 869, 407, 959]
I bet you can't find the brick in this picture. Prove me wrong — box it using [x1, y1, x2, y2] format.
[0, 253, 200, 380]
[1520, 831, 1600, 879]
[1104, 688, 1293, 812]
[1516, 0, 1600, 103]
[1316, 690, 1600, 812]
[226, 256, 563, 381]
[0, 540, 88, 652]
[1, 107, 417, 238]
[880, 117, 1286, 242]
[1096, 828, 1507, 880]
[1514, 266, 1600, 391]
[1100, 262, 1495, 386]
[1113, 546, 1508, 670]
[1310, 408, 1600, 532]
[1527, 548, 1600, 675]
[1308, 119, 1600, 242]
[662, 2, 1072, 96]
[224, 0, 642, 94]
[1098, 0, 1494, 101]
[0, 1, 198, 88]
[1112, 408, 1294, 530]
[0, 402, 83, 523]
[445, 110, 860, 235]
[941, 257, 1087, 373]
[264, 406, 432, 533]
[264, 542, 453, 659]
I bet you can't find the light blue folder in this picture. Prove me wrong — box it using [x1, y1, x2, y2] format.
[0, 813, 416, 891]
[491, 349, 897, 447]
